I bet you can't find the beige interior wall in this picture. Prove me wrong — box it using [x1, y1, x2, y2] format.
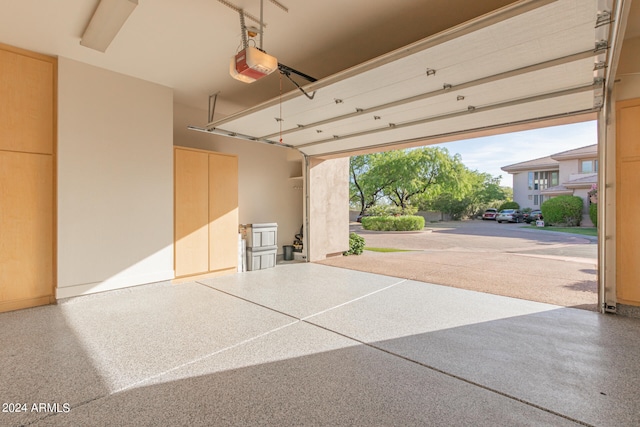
[307, 157, 350, 261]
[57, 58, 174, 298]
[616, 37, 640, 101]
[173, 103, 304, 256]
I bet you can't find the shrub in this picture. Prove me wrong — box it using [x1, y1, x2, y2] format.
[344, 232, 365, 255]
[589, 203, 598, 227]
[368, 205, 417, 216]
[499, 201, 520, 210]
[361, 215, 425, 231]
[541, 196, 583, 226]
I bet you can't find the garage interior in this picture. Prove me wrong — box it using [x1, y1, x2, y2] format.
[1, 0, 640, 424]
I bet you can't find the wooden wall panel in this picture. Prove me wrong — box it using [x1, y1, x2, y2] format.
[0, 47, 54, 154]
[616, 99, 640, 306]
[209, 154, 238, 272]
[174, 149, 209, 277]
[0, 152, 53, 304]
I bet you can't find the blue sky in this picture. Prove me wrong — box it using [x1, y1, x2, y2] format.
[432, 120, 598, 187]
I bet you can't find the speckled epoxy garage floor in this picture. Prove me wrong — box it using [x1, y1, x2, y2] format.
[1, 263, 639, 426]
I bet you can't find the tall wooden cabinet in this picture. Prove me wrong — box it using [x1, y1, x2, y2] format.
[0, 44, 56, 312]
[174, 147, 238, 278]
[616, 98, 640, 306]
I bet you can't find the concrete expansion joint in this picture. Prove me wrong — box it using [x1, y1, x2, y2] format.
[301, 319, 598, 427]
[300, 279, 407, 321]
[197, 278, 599, 427]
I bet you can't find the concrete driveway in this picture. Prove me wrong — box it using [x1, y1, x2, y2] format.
[319, 220, 598, 311]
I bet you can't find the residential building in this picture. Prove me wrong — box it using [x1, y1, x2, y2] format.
[501, 144, 597, 225]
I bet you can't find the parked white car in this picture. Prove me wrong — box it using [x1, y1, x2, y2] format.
[496, 209, 524, 223]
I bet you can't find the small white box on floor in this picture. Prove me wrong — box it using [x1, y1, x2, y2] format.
[246, 245, 277, 271]
[293, 252, 306, 261]
[245, 223, 277, 248]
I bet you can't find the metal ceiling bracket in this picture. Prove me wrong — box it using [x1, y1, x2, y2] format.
[268, 0, 288, 13]
[278, 63, 317, 100]
[208, 92, 220, 123]
[217, 0, 265, 27]
[595, 10, 612, 28]
[187, 125, 294, 148]
[595, 40, 609, 51]
[593, 61, 607, 71]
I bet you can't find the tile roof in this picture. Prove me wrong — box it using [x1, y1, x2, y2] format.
[501, 144, 597, 173]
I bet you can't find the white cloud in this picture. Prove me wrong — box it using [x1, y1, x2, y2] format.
[432, 121, 597, 187]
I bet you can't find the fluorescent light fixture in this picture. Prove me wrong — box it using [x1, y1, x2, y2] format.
[80, 0, 138, 52]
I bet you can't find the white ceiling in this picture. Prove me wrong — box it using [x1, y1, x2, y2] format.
[1, 0, 637, 157]
[0, 0, 519, 116]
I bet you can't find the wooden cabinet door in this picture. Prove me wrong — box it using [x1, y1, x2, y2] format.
[0, 48, 54, 154]
[616, 100, 640, 304]
[0, 44, 55, 312]
[209, 154, 238, 272]
[174, 149, 209, 277]
[0, 151, 53, 308]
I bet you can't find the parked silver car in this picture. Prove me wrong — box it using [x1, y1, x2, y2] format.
[496, 209, 524, 223]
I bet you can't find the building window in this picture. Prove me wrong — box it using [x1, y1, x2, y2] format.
[528, 172, 534, 190]
[534, 195, 539, 205]
[540, 195, 544, 205]
[580, 159, 598, 173]
[533, 171, 555, 190]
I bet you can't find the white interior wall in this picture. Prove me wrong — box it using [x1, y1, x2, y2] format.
[57, 58, 174, 298]
[173, 103, 304, 256]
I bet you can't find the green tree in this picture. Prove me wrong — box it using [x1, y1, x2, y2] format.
[423, 169, 509, 219]
[351, 147, 511, 220]
[476, 174, 509, 204]
[349, 154, 396, 215]
[383, 147, 462, 213]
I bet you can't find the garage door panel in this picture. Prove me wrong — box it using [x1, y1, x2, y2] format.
[205, 0, 603, 157]
[298, 91, 596, 156]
